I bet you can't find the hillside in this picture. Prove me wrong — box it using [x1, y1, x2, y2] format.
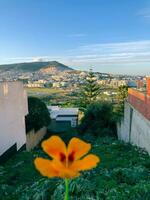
[0, 61, 73, 72]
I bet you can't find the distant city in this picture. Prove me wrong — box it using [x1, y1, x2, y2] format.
[0, 61, 145, 90]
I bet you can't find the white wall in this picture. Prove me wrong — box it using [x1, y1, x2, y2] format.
[56, 116, 78, 127]
[0, 82, 28, 155]
[117, 102, 150, 155]
[130, 107, 150, 153]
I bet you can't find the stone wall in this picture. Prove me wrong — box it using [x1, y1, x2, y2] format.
[26, 127, 47, 151]
[117, 102, 150, 155]
[117, 101, 131, 142]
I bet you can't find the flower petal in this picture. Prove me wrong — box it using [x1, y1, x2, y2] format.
[42, 136, 67, 161]
[60, 168, 80, 179]
[50, 159, 80, 179]
[34, 158, 80, 179]
[34, 158, 60, 178]
[67, 137, 91, 160]
[70, 154, 100, 171]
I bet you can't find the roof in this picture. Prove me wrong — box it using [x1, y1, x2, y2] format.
[47, 106, 79, 119]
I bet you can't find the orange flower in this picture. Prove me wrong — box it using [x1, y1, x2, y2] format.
[34, 136, 100, 179]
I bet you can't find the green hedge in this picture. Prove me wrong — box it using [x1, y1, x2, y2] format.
[78, 102, 117, 137]
[25, 97, 51, 133]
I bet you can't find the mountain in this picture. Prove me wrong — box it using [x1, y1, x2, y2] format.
[0, 61, 73, 72]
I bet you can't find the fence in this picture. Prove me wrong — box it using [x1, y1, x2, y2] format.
[26, 127, 47, 151]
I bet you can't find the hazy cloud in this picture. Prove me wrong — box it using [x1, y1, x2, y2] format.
[8, 56, 61, 62]
[65, 40, 150, 65]
[5, 40, 150, 74]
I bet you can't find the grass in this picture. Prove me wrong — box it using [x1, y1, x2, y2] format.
[26, 87, 67, 94]
[26, 87, 77, 106]
[0, 134, 150, 200]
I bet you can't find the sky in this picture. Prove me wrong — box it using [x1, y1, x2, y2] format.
[0, 0, 150, 75]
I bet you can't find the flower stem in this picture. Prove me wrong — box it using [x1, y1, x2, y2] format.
[64, 179, 69, 200]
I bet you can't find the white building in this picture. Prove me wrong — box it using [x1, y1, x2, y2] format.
[0, 82, 28, 161]
[52, 82, 60, 88]
[26, 82, 44, 88]
[110, 79, 127, 87]
[48, 106, 79, 128]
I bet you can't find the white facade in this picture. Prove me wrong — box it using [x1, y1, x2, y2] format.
[117, 102, 150, 155]
[0, 81, 28, 156]
[48, 106, 79, 127]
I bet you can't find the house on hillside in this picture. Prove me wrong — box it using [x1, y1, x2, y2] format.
[118, 77, 150, 155]
[0, 81, 28, 163]
[48, 106, 79, 132]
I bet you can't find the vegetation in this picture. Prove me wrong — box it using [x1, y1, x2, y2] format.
[79, 69, 100, 109]
[9, 78, 148, 199]
[79, 102, 116, 137]
[26, 87, 78, 107]
[0, 134, 150, 200]
[115, 85, 128, 118]
[26, 86, 119, 108]
[26, 84, 119, 108]
[0, 61, 72, 72]
[26, 87, 66, 95]
[25, 97, 51, 132]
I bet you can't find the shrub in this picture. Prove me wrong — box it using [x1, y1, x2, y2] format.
[25, 97, 51, 133]
[78, 102, 116, 137]
[114, 85, 128, 121]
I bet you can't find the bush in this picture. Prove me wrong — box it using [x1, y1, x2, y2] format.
[25, 97, 51, 133]
[78, 102, 116, 137]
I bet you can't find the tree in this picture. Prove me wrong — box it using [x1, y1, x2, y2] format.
[78, 102, 117, 137]
[25, 97, 51, 133]
[44, 83, 53, 88]
[115, 85, 128, 117]
[80, 69, 100, 109]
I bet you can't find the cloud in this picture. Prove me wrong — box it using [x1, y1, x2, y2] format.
[74, 40, 150, 53]
[65, 40, 150, 65]
[8, 56, 61, 62]
[4, 40, 150, 74]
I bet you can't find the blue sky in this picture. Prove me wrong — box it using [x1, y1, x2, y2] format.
[0, 0, 150, 74]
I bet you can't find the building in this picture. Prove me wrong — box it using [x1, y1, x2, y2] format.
[110, 79, 127, 88]
[136, 79, 144, 89]
[48, 106, 79, 132]
[52, 82, 60, 88]
[0, 81, 28, 162]
[26, 81, 44, 88]
[117, 77, 150, 155]
[127, 80, 137, 88]
[48, 106, 79, 127]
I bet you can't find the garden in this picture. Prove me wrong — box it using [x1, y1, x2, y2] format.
[1, 73, 150, 200]
[0, 132, 150, 200]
